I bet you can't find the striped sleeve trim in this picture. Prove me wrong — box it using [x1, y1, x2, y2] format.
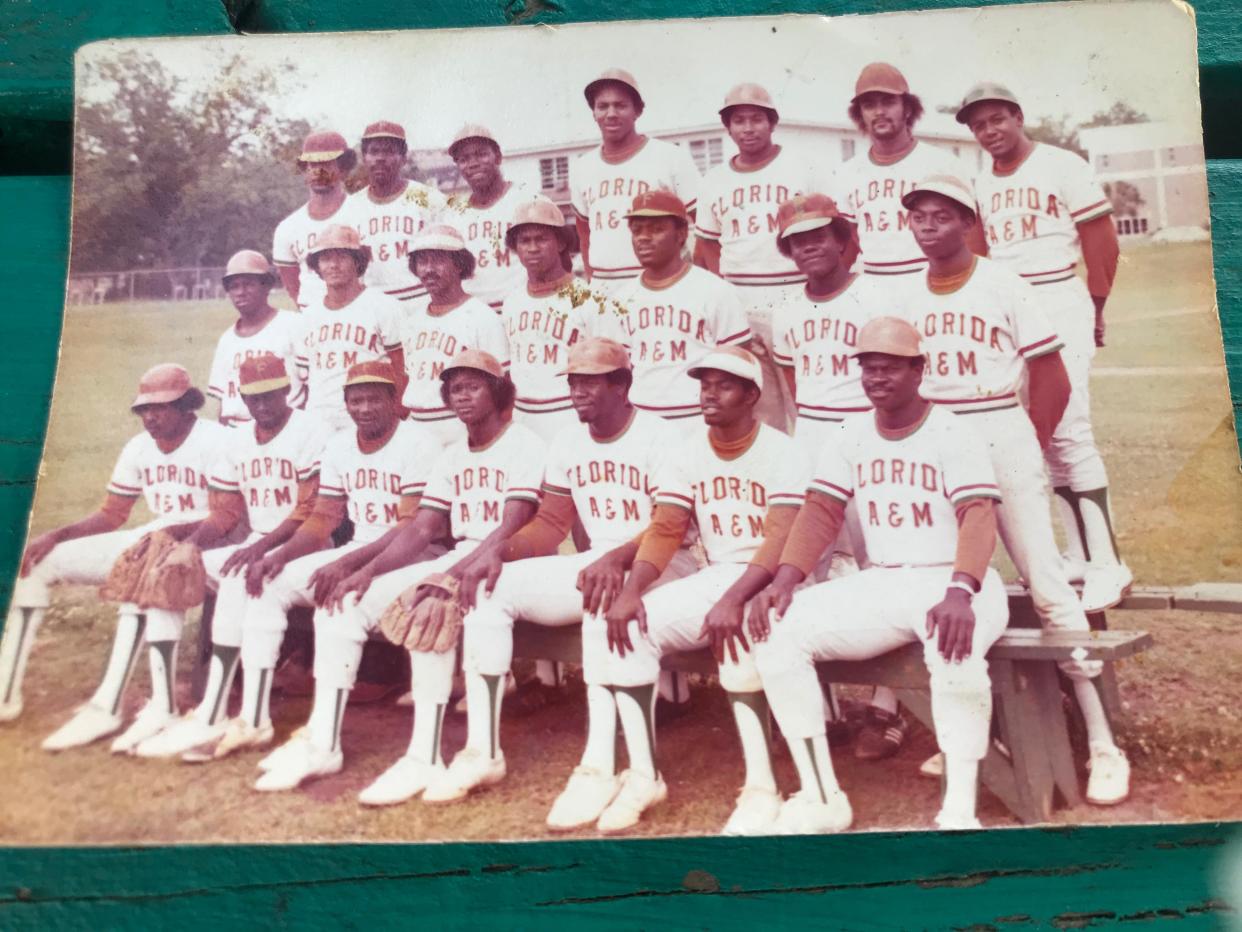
[572, 205, 588, 221]
[273, 259, 297, 268]
[694, 225, 721, 241]
[206, 385, 224, 399]
[683, 198, 698, 212]
[542, 480, 572, 496]
[1071, 199, 1112, 221]
[948, 482, 1002, 504]
[769, 491, 806, 506]
[318, 483, 347, 498]
[420, 494, 452, 512]
[838, 211, 857, 222]
[298, 462, 321, 481]
[772, 352, 795, 367]
[505, 487, 542, 503]
[383, 341, 402, 352]
[106, 482, 142, 497]
[208, 476, 240, 493]
[809, 479, 852, 502]
[717, 328, 753, 347]
[1020, 336, 1065, 360]
[399, 480, 427, 496]
[654, 490, 694, 510]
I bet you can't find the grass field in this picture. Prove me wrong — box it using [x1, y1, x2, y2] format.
[2, 241, 1240, 844]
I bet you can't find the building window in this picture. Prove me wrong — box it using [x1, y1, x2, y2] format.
[539, 156, 569, 192]
[1139, 217, 1149, 233]
[841, 138, 856, 161]
[1118, 218, 1131, 235]
[688, 137, 724, 173]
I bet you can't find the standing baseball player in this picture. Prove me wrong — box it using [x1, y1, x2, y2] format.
[272, 130, 356, 310]
[130, 355, 330, 760]
[570, 68, 701, 292]
[957, 82, 1131, 611]
[443, 125, 531, 310]
[343, 120, 447, 304]
[207, 250, 304, 427]
[255, 351, 545, 797]
[832, 63, 974, 278]
[900, 174, 1129, 804]
[296, 224, 404, 431]
[0, 365, 228, 749]
[748, 316, 1009, 833]
[401, 225, 511, 447]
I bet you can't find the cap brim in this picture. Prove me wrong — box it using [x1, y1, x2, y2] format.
[558, 362, 627, 377]
[623, 209, 684, 220]
[298, 150, 347, 163]
[131, 388, 188, 409]
[362, 132, 405, 141]
[412, 236, 468, 252]
[687, 363, 763, 388]
[239, 377, 291, 395]
[955, 97, 1019, 124]
[850, 347, 923, 359]
[900, 184, 975, 213]
[439, 363, 503, 381]
[851, 85, 908, 102]
[344, 376, 396, 388]
[780, 216, 838, 239]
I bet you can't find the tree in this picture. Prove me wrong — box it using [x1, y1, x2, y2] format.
[1102, 180, 1145, 217]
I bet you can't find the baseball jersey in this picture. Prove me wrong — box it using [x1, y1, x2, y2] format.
[832, 142, 965, 276]
[654, 424, 809, 565]
[443, 181, 533, 308]
[272, 199, 352, 309]
[343, 181, 447, 301]
[316, 420, 437, 544]
[569, 138, 701, 282]
[543, 410, 676, 550]
[974, 143, 1113, 285]
[207, 311, 305, 424]
[810, 405, 1000, 567]
[107, 418, 229, 520]
[772, 274, 885, 423]
[901, 257, 1063, 413]
[695, 147, 820, 287]
[400, 295, 512, 424]
[296, 287, 404, 427]
[612, 265, 752, 418]
[420, 422, 545, 544]
[208, 410, 329, 534]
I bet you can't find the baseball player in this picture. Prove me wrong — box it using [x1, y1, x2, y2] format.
[832, 63, 975, 278]
[272, 130, 356, 310]
[254, 351, 545, 798]
[0, 365, 228, 750]
[443, 125, 531, 309]
[207, 251, 304, 427]
[343, 120, 447, 304]
[900, 174, 1130, 804]
[593, 346, 809, 835]
[956, 82, 1131, 611]
[296, 224, 404, 431]
[401, 224, 511, 447]
[694, 83, 822, 429]
[570, 68, 701, 291]
[747, 316, 1009, 833]
[129, 355, 330, 760]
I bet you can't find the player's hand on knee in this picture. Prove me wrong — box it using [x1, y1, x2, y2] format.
[702, 597, 748, 665]
[20, 532, 61, 576]
[456, 548, 501, 612]
[748, 581, 794, 642]
[246, 554, 285, 597]
[310, 560, 353, 608]
[326, 566, 375, 614]
[926, 589, 976, 663]
[578, 551, 626, 617]
[604, 589, 643, 657]
[220, 543, 261, 578]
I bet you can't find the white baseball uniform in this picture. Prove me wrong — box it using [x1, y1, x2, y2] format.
[833, 142, 966, 277]
[272, 200, 353, 309]
[443, 182, 534, 309]
[570, 138, 701, 285]
[296, 287, 404, 431]
[343, 181, 447, 302]
[612, 265, 752, 419]
[207, 312, 305, 425]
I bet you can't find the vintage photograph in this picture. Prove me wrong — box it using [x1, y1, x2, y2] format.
[1, 0, 1238, 844]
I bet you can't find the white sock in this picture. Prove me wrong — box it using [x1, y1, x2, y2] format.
[1077, 487, 1122, 566]
[581, 684, 617, 775]
[464, 671, 505, 759]
[90, 611, 146, 715]
[197, 645, 239, 725]
[871, 686, 899, 715]
[534, 660, 561, 687]
[788, 734, 840, 802]
[613, 683, 658, 779]
[0, 605, 44, 708]
[242, 666, 274, 729]
[409, 699, 447, 765]
[942, 755, 979, 816]
[1074, 678, 1117, 748]
[307, 681, 348, 753]
[730, 691, 776, 792]
[147, 640, 179, 716]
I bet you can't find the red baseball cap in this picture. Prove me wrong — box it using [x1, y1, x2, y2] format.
[239, 354, 291, 395]
[345, 359, 398, 388]
[440, 349, 505, 381]
[132, 363, 194, 409]
[624, 189, 688, 221]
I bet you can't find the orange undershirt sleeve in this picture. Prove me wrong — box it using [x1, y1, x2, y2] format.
[1079, 215, 1120, 299]
[779, 491, 847, 577]
[200, 489, 246, 537]
[397, 493, 422, 522]
[296, 496, 348, 543]
[953, 498, 998, 586]
[504, 492, 577, 561]
[1026, 352, 1072, 449]
[633, 504, 692, 575]
[289, 477, 320, 524]
[98, 492, 138, 528]
[750, 505, 801, 575]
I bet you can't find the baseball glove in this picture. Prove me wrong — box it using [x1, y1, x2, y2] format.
[378, 572, 463, 654]
[133, 539, 207, 611]
[99, 529, 180, 603]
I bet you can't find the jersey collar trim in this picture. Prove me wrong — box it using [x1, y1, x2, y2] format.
[804, 272, 858, 303]
[599, 135, 650, 166]
[639, 261, 693, 291]
[590, 407, 637, 445]
[468, 420, 511, 453]
[527, 273, 575, 299]
[729, 145, 783, 174]
[868, 139, 917, 167]
[875, 403, 933, 442]
[708, 422, 761, 461]
[927, 256, 978, 295]
[992, 141, 1038, 177]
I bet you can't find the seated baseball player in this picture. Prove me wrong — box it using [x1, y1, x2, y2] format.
[0, 364, 228, 750]
[129, 355, 331, 760]
[592, 345, 810, 836]
[749, 316, 1009, 833]
[255, 350, 546, 798]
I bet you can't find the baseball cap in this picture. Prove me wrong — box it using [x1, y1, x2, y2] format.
[411, 224, 469, 253]
[449, 124, 500, 158]
[222, 249, 274, 283]
[852, 63, 909, 102]
[298, 130, 351, 163]
[624, 190, 688, 221]
[688, 346, 764, 389]
[955, 82, 1021, 124]
[345, 359, 397, 388]
[776, 194, 844, 251]
[238, 354, 291, 395]
[719, 83, 778, 123]
[852, 317, 923, 359]
[440, 349, 505, 381]
[900, 174, 977, 214]
[559, 337, 631, 376]
[361, 120, 406, 143]
[132, 363, 194, 408]
[307, 224, 366, 257]
[584, 68, 645, 109]
[504, 196, 569, 250]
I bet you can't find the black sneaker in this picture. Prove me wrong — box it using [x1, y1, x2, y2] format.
[854, 707, 907, 761]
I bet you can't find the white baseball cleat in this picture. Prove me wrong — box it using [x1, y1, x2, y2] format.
[111, 702, 176, 755]
[934, 809, 983, 831]
[42, 704, 124, 752]
[134, 715, 224, 759]
[1081, 562, 1134, 613]
[0, 698, 22, 723]
[775, 788, 853, 835]
[253, 740, 342, 792]
[546, 766, 620, 832]
[256, 727, 309, 772]
[1086, 742, 1131, 806]
[359, 756, 443, 807]
[422, 748, 506, 804]
[919, 752, 945, 778]
[721, 785, 782, 837]
[596, 769, 668, 835]
[183, 718, 275, 763]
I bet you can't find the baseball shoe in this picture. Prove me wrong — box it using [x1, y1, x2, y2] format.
[0, 698, 22, 723]
[854, 707, 907, 761]
[919, 752, 945, 779]
[596, 769, 667, 835]
[359, 756, 443, 807]
[546, 766, 620, 832]
[134, 715, 224, 759]
[257, 727, 309, 772]
[422, 748, 506, 804]
[1086, 742, 1131, 806]
[182, 718, 274, 763]
[42, 704, 123, 752]
[1081, 563, 1134, 613]
[934, 809, 983, 831]
[111, 702, 176, 755]
[253, 740, 342, 792]
[775, 788, 853, 835]
[721, 785, 782, 836]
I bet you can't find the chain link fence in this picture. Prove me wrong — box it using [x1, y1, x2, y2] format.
[65, 266, 263, 305]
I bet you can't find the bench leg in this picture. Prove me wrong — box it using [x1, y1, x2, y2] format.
[1024, 659, 1082, 810]
[992, 659, 1057, 824]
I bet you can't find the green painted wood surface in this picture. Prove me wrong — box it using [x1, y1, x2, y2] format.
[0, 1, 1239, 925]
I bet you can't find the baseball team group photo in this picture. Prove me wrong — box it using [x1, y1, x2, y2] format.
[2, 0, 1239, 845]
